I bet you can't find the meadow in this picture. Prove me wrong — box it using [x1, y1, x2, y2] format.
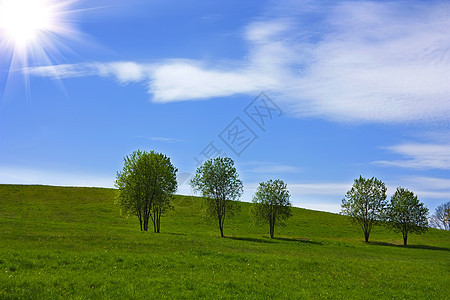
[0, 184, 449, 299]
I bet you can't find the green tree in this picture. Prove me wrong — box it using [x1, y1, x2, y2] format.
[430, 201, 450, 231]
[190, 156, 243, 237]
[385, 187, 429, 245]
[341, 176, 387, 243]
[252, 179, 292, 238]
[115, 150, 177, 232]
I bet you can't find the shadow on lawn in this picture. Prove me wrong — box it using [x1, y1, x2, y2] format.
[226, 236, 276, 243]
[371, 241, 450, 252]
[273, 237, 323, 245]
[163, 232, 187, 236]
[226, 236, 322, 245]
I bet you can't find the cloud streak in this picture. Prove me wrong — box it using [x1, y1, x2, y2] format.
[28, 0, 450, 124]
[289, 1, 450, 123]
[375, 143, 450, 169]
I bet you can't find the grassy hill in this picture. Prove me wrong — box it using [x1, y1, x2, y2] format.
[0, 184, 449, 299]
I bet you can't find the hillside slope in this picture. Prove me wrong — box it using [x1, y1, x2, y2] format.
[1, 184, 449, 298]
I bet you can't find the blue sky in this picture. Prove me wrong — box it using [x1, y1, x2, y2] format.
[0, 0, 449, 213]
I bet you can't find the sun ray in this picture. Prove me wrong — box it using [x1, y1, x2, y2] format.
[0, 0, 83, 100]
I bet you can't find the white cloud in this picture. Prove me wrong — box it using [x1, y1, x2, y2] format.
[27, 63, 98, 79]
[149, 61, 275, 102]
[97, 61, 146, 83]
[289, 1, 450, 122]
[406, 176, 450, 190]
[27, 0, 450, 124]
[29, 59, 276, 102]
[28, 61, 149, 84]
[245, 20, 292, 43]
[375, 143, 450, 169]
[398, 176, 450, 200]
[413, 190, 450, 199]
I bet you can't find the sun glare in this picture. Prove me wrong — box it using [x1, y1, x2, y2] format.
[0, 0, 55, 49]
[0, 0, 82, 94]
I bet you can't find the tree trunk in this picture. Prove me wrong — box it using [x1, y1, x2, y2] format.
[270, 208, 275, 238]
[269, 217, 274, 238]
[403, 232, 408, 245]
[152, 210, 157, 233]
[364, 231, 369, 243]
[156, 209, 161, 233]
[217, 211, 224, 237]
[143, 202, 150, 231]
[143, 217, 148, 231]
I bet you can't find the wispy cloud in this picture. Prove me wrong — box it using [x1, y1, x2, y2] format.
[27, 63, 99, 79]
[399, 176, 450, 199]
[406, 176, 450, 191]
[375, 143, 450, 169]
[28, 0, 450, 124]
[29, 59, 275, 102]
[28, 61, 148, 83]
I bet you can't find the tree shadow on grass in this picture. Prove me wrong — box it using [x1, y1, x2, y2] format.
[226, 236, 275, 244]
[163, 232, 187, 236]
[273, 237, 323, 245]
[226, 236, 323, 245]
[371, 241, 450, 252]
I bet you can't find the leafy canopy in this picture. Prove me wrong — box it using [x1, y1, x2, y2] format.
[341, 176, 387, 242]
[385, 187, 428, 244]
[190, 156, 243, 237]
[190, 156, 243, 202]
[115, 150, 177, 232]
[252, 179, 292, 238]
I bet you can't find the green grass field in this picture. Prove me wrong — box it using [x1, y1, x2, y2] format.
[0, 184, 449, 299]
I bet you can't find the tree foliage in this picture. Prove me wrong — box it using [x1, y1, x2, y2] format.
[341, 176, 387, 242]
[385, 187, 428, 245]
[115, 150, 177, 232]
[252, 179, 292, 238]
[430, 201, 450, 231]
[190, 156, 243, 237]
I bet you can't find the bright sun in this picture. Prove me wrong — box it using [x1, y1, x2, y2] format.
[0, 0, 81, 77]
[0, 0, 55, 49]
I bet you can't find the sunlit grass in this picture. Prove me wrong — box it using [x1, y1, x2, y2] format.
[0, 184, 449, 298]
